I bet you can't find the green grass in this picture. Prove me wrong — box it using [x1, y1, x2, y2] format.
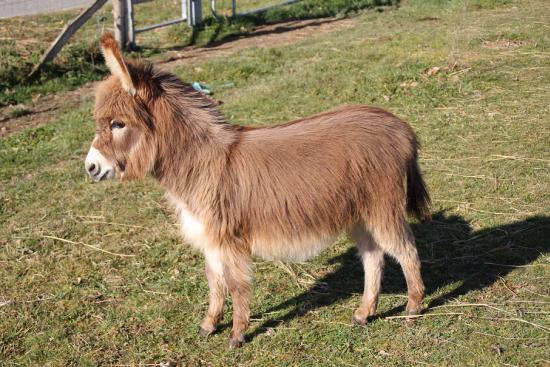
[1, 0, 549, 365]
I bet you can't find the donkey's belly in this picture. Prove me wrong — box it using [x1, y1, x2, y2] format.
[251, 234, 336, 262]
[170, 194, 337, 262]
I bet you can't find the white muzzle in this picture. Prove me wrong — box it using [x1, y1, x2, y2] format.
[85, 147, 116, 182]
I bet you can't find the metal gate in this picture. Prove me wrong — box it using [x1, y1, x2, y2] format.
[126, 0, 202, 48]
[210, 0, 301, 18]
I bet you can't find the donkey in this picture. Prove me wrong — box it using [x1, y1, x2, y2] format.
[85, 33, 431, 348]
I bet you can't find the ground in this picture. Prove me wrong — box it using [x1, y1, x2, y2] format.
[0, 0, 549, 366]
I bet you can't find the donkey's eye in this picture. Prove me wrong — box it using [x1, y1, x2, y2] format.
[110, 120, 126, 129]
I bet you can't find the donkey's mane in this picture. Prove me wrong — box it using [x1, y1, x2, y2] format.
[151, 66, 229, 126]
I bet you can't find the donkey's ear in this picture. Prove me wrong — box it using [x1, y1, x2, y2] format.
[100, 33, 136, 95]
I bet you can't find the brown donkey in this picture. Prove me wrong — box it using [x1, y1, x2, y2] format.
[85, 33, 431, 348]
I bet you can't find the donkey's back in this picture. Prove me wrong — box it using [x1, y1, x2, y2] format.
[223, 105, 425, 259]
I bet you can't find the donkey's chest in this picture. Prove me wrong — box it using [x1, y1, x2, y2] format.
[178, 206, 211, 251]
[166, 193, 211, 252]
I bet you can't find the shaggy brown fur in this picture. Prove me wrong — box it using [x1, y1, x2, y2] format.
[87, 33, 431, 348]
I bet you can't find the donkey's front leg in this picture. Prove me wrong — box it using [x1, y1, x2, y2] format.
[199, 249, 226, 336]
[223, 249, 252, 349]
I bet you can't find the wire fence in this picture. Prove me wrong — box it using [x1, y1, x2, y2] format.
[0, 0, 95, 18]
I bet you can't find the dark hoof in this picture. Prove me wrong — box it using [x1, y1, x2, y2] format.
[406, 306, 423, 316]
[352, 314, 368, 326]
[405, 306, 423, 324]
[199, 326, 215, 337]
[229, 337, 244, 349]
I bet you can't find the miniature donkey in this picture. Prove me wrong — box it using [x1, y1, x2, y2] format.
[85, 33, 431, 348]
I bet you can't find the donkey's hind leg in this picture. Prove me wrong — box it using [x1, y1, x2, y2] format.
[199, 248, 226, 336]
[351, 225, 385, 325]
[372, 217, 425, 315]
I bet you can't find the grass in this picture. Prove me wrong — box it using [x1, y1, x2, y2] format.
[0, 0, 389, 108]
[1, 0, 549, 365]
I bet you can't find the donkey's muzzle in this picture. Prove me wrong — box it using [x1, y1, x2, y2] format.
[85, 146, 116, 182]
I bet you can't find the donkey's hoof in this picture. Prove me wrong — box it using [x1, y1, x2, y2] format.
[352, 314, 368, 326]
[199, 325, 216, 337]
[405, 305, 423, 324]
[406, 305, 423, 316]
[228, 336, 244, 349]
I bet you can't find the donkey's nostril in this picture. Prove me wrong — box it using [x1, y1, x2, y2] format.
[87, 163, 100, 177]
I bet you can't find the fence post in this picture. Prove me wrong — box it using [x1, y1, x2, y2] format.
[28, 0, 109, 79]
[182, 0, 188, 23]
[126, 0, 135, 49]
[187, 0, 202, 27]
[112, 0, 127, 49]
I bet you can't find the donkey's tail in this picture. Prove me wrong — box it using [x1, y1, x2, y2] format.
[406, 152, 431, 222]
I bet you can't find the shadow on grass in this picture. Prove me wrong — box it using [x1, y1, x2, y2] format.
[158, 17, 348, 64]
[238, 212, 549, 341]
[144, 0, 399, 56]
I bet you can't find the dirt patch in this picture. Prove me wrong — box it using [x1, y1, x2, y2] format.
[1, 16, 356, 138]
[159, 17, 357, 67]
[481, 39, 525, 50]
[417, 16, 439, 22]
[0, 84, 96, 138]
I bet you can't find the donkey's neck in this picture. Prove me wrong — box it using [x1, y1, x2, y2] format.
[151, 89, 239, 209]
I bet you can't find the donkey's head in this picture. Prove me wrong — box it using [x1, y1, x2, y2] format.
[85, 33, 158, 182]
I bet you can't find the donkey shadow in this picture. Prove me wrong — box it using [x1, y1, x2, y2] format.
[232, 212, 549, 341]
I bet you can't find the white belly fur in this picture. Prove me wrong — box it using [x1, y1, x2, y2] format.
[167, 193, 337, 262]
[250, 235, 336, 262]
